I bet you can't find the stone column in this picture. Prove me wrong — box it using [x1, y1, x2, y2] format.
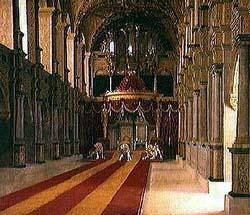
[199, 82, 208, 143]
[67, 32, 74, 86]
[179, 107, 183, 142]
[225, 34, 250, 215]
[56, 21, 66, 79]
[183, 102, 188, 142]
[84, 52, 91, 96]
[230, 34, 250, 193]
[64, 107, 71, 156]
[73, 75, 80, 154]
[187, 97, 193, 142]
[26, 0, 41, 62]
[74, 109, 80, 154]
[39, 7, 54, 73]
[64, 84, 70, 157]
[14, 93, 26, 167]
[52, 108, 60, 159]
[156, 107, 162, 139]
[193, 90, 200, 142]
[179, 107, 184, 157]
[209, 63, 223, 181]
[36, 100, 45, 163]
[183, 102, 188, 159]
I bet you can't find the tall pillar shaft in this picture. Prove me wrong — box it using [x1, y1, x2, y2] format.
[39, 7, 54, 73]
[52, 108, 60, 159]
[199, 84, 208, 142]
[193, 91, 200, 142]
[183, 102, 188, 141]
[213, 68, 222, 143]
[226, 35, 250, 215]
[229, 35, 250, 197]
[84, 52, 90, 96]
[179, 108, 184, 142]
[67, 32, 74, 86]
[188, 98, 193, 142]
[209, 64, 224, 181]
[56, 21, 66, 79]
[14, 94, 26, 167]
[35, 101, 45, 163]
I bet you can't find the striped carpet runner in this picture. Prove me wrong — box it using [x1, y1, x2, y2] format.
[0, 152, 150, 215]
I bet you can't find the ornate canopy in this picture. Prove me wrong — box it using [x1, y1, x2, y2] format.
[105, 73, 159, 101]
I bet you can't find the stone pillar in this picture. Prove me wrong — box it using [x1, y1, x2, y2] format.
[156, 107, 162, 139]
[39, 7, 54, 73]
[35, 101, 45, 163]
[74, 109, 80, 154]
[183, 102, 188, 159]
[67, 32, 74, 86]
[76, 43, 84, 91]
[56, 21, 66, 79]
[27, 0, 37, 63]
[187, 97, 193, 142]
[199, 83, 208, 143]
[178, 106, 185, 157]
[209, 64, 224, 181]
[84, 52, 91, 96]
[193, 90, 200, 142]
[14, 93, 26, 167]
[183, 102, 188, 141]
[226, 36, 250, 215]
[64, 107, 71, 156]
[179, 107, 183, 142]
[52, 108, 60, 159]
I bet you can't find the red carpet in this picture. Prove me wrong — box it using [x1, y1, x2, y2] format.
[0, 154, 113, 211]
[29, 161, 125, 215]
[102, 160, 150, 215]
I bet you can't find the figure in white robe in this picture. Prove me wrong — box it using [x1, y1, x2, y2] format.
[93, 142, 104, 159]
[118, 136, 132, 161]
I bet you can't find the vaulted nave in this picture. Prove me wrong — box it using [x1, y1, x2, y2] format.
[0, 0, 250, 215]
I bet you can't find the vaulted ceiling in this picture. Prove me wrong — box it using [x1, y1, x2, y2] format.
[69, 0, 184, 53]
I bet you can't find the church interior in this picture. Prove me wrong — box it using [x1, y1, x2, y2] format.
[0, 0, 250, 214]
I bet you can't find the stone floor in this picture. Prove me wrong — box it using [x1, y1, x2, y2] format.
[0, 155, 86, 198]
[141, 160, 226, 215]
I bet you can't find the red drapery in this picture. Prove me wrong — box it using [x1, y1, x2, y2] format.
[79, 99, 178, 159]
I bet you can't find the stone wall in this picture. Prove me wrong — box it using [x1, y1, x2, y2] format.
[184, 142, 210, 180]
[0, 44, 81, 167]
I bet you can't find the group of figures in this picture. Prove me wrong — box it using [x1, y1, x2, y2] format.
[89, 136, 163, 161]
